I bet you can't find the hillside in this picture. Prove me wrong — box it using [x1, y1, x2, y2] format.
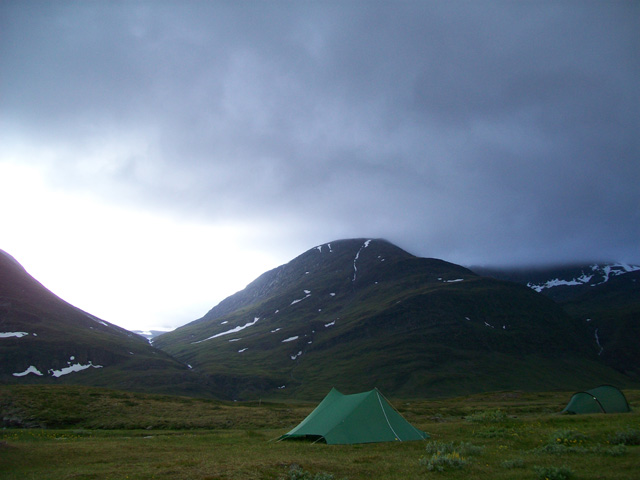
[0, 249, 214, 397]
[475, 263, 640, 378]
[154, 239, 632, 400]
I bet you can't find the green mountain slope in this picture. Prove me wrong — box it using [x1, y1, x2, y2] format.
[0, 249, 214, 397]
[475, 264, 640, 379]
[155, 239, 632, 400]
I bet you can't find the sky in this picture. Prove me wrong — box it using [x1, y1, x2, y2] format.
[1, 1, 638, 332]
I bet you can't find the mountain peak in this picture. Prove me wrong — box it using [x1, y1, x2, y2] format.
[154, 238, 617, 400]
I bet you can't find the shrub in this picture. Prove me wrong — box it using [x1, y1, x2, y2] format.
[536, 442, 584, 455]
[549, 429, 588, 447]
[536, 429, 590, 454]
[533, 465, 574, 480]
[466, 409, 507, 423]
[420, 451, 468, 472]
[283, 465, 340, 480]
[424, 440, 483, 457]
[474, 426, 513, 438]
[596, 444, 627, 457]
[501, 458, 525, 469]
[608, 428, 640, 446]
[420, 440, 482, 472]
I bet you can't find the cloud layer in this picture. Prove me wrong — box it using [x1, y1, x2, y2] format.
[1, 2, 638, 328]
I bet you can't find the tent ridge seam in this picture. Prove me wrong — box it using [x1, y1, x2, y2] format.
[377, 390, 402, 441]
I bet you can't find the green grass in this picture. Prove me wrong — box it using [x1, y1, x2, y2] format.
[1, 386, 639, 480]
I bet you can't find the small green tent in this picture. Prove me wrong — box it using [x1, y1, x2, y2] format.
[562, 385, 631, 414]
[279, 387, 429, 444]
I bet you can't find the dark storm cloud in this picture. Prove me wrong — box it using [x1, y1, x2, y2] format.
[1, 1, 638, 266]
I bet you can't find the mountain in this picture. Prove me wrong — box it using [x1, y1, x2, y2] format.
[475, 263, 640, 378]
[0, 249, 213, 397]
[154, 239, 633, 400]
[474, 263, 640, 301]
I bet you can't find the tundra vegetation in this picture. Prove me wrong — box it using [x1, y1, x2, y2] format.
[1, 385, 639, 480]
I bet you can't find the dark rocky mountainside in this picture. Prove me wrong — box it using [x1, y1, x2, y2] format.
[476, 263, 640, 378]
[154, 239, 633, 400]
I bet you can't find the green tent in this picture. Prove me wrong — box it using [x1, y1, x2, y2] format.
[279, 387, 429, 444]
[562, 385, 631, 414]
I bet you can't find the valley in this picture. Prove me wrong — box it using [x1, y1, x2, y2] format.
[1, 385, 639, 480]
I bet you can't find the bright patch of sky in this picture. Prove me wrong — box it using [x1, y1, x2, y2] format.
[0, 162, 279, 331]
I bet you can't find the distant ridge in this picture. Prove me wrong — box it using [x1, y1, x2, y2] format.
[476, 263, 640, 379]
[154, 239, 635, 400]
[474, 263, 640, 299]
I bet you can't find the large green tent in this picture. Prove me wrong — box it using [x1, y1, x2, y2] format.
[562, 385, 631, 414]
[279, 388, 429, 444]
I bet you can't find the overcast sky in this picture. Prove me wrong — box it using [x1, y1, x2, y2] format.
[1, 1, 638, 332]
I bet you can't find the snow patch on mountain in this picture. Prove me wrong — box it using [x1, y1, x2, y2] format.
[527, 263, 640, 292]
[192, 317, 260, 344]
[13, 366, 43, 377]
[352, 239, 372, 282]
[50, 361, 103, 377]
[596, 263, 640, 283]
[13, 356, 103, 378]
[0, 332, 29, 338]
[291, 291, 311, 305]
[528, 278, 582, 291]
[315, 242, 334, 253]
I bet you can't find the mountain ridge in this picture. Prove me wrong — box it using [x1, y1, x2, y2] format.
[154, 239, 634, 400]
[475, 262, 640, 379]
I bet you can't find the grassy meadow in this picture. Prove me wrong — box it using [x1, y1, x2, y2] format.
[1, 386, 639, 479]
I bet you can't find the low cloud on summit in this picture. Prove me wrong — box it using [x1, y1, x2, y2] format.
[1, 1, 638, 329]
